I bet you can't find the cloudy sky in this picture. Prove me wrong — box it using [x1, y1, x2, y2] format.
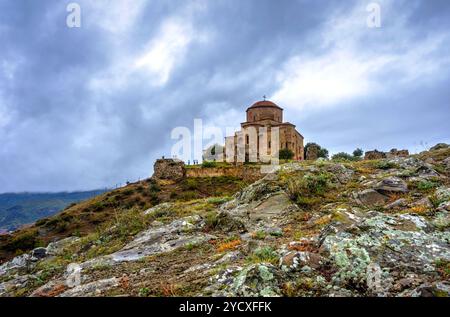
[0, 0, 449, 192]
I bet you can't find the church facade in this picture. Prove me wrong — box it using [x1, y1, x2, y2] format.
[224, 100, 304, 163]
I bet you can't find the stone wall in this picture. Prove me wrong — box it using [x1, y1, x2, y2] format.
[152, 158, 264, 183]
[365, 149, 409, 160]
[186, 166, 263, 182]
[152, 159, 186, 181]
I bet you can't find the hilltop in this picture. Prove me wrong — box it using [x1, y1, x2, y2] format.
[0, 145, 449, 297]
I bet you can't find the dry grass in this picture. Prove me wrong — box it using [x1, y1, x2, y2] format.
[216, 238, 241, 253]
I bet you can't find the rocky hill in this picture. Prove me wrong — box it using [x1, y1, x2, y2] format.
[0, 146, 449, 297]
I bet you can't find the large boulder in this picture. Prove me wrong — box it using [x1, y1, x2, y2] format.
[230, 264, 282, 297]
[355, 189, 389, 206]
[374, 177, 408, 194]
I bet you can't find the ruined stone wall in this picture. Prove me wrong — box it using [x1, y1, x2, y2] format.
[186, 166, 263, 182]
[152, 159, 186, 181]
[364, 149, 409, 160]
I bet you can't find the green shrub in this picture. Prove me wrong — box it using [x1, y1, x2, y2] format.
[304, 143, 329, 159]
[122, 189, 134, 196]
[279, 148, 294, 160]
[353, 148, 364, 157]
[332, 152, 356, 161]
[202, 161, 217, 168]
[375, 161, 398, 170]
[286, 172, 332, 204]
[204, 212, 219, 229]
[4, 230, 38, 251]
[184, 178, 199, 190]
[149, 182, 161, 192]
[207, 197, 231, 205]
[416, 180, 439, 191]
[139, 287, 150, 297]
[247, 247, 279, 265]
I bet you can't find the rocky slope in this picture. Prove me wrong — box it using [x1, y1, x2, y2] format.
[1, 146, 449, 297]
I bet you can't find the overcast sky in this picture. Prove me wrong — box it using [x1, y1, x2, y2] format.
[0, 0, 449, 192]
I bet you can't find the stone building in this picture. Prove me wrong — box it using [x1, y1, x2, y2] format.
[223, 100, 304, 163]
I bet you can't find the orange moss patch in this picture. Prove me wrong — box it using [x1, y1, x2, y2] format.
[216, 239, 241, 253]
[410, 205, 428, 214]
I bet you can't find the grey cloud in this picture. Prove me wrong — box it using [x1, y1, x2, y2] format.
[0, 0, 449, 192]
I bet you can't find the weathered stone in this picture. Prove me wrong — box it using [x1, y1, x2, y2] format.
[230, 264, 282, 297]
[152, 158, 186, 181]
[325, 164, 354, 184]
[31, 247, 47, 260]
[58, 277, 119, 297]
[0, 254, 32, 277]
[280, 251, 322, 271]
[46, 237, 80, 256]
[436, 187, 450, 202]
[80, 215, 215, 266]
[356, 189, 389, 206]
[385, 198, 407, 210]
[374, 177, 408, 194]
[416, 164, 440, 178]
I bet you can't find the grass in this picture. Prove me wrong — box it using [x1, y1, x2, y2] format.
[435, 259, 450, 279]
[3, 229, 39, 251]
[416, 180, 440, 191]
[216, 238, 241, 253]
[284, 171, 333, 209]
[246, 246, 279, 265]
[374, 161, 399, 170]
[251, 230, 267, 240]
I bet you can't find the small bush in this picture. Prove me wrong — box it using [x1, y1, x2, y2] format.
[4, 230, 38, 251]
[149, 183, 161, 192]
[435, 259, 450, 279]
[251, 230, 267, 240]
[416, 180, 439, 191]
[207, 197, 231, 205]
[202, 161, 217, 168]
[184, 179, 199, 190]
[304, 143, 329, 159]
[375, 161, 398, 170]
[122, 189, 134, 196]
[179, 191, 198, 201]
[353, 148, 364, 157]
[247, 247, 279, 265]
[332, 152, 356, 161]
[204, 212, 219, 229]
[279, 148, 294, 160]
[139, 287, 150, 297]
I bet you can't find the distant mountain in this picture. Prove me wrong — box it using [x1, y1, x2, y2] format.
[0, 190, 107, 231]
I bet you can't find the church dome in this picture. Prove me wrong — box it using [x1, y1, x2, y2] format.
[246, 100, 283, 111]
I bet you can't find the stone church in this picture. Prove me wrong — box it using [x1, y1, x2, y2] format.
[223, 100, 304, 163]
